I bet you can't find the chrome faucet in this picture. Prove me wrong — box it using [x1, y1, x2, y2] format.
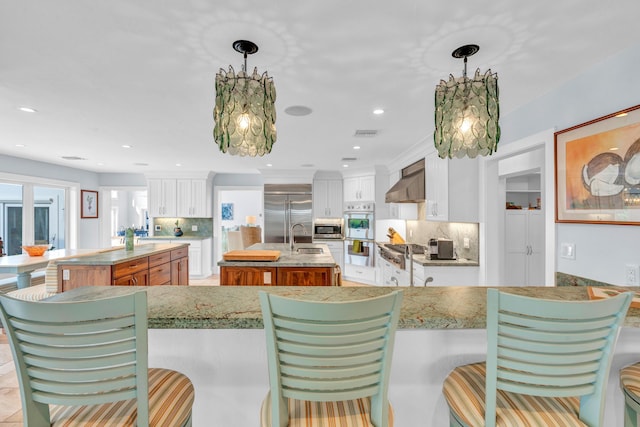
[290, 223, 307, 251]
[424, 277, 434, 286]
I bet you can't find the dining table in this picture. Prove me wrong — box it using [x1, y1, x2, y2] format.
[0, 248, 97, 289]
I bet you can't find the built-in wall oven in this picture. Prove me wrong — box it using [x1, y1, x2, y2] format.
[343, 201, 374, 267]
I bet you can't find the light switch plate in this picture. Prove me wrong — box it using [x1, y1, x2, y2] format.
[192, 225, 198, 231]
[560, 242, 575, 259]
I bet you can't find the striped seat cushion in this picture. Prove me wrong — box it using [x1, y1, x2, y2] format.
[443, 362, 585, 427]
[621, 362, 640, 401]
[7, 284, 56, 301]
[50, 368, 194, 426]
[260, 392, 394, 427]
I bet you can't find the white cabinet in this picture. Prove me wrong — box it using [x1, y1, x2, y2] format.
[148, 179, 177, 217]
[343, 175, 375, 201]
[344, 264, 376, 284]
[177, 179, 209, 217]
[389, 203, 418, 220]
[381, 259, 409, 286]
[425, 151, 448, 221]
[505, 210, 544, 285]
[313, 179, 343, 218]
[148, 174, 212, 218]
[412, 262, 479, 286]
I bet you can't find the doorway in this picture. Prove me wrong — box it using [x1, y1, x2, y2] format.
[480, 128, 555, 286]
[213, 186, 263, 273]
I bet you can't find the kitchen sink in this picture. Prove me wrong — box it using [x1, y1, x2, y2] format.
[296, 247, 324, 254]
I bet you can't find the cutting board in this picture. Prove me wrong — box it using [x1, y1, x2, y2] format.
[222, 250, 281, 261]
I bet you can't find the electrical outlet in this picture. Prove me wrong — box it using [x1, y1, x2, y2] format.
[626, 264, 640, 286]
[192, 225, 198, 231]
[154, 225, 161, 231]
[463, 237, 470, 249]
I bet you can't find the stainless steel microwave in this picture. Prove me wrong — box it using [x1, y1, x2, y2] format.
[313, 220, 343, 240]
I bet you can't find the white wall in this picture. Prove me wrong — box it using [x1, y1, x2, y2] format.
[501, 42, 640, 286]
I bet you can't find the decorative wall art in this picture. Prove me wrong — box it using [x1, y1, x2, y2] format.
[81, 190, 98, 219]
[221, 203, 234, 220]
[555, 104, 640, 225]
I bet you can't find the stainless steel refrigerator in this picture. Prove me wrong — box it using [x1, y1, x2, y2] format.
[264, 184, 313, 244]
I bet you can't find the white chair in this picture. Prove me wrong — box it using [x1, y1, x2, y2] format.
[0, 291, 195, 426]
[443, 288, 632, 427]
[259, 290, 403, 427]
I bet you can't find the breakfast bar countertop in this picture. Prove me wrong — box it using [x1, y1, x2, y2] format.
[48, 285, 640, 330]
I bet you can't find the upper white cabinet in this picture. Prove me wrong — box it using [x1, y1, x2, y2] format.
[313, 178, 343, 218]
[148, 179, 177, 217]
[425, 151, 448, 221]
[177, 179, 209, 217]
[147, 172, 213, 218]
[343, 175, 375, 201]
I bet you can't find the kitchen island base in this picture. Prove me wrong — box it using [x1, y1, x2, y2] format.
[148, 327, 638, 426]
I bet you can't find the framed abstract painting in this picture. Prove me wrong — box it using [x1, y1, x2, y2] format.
[555, 104, 640, 225]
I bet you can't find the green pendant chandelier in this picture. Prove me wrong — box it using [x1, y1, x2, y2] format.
[214, 40, 277, 156]
[434, 44, 500, 159]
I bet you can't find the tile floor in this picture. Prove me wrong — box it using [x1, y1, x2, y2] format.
[0, 274, 368, 423]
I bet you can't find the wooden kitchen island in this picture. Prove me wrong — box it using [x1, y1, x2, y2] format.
[56, 243, 189, 292]
[218, 243, 338, 286]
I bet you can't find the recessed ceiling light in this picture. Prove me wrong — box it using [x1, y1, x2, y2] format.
[15, 144, 25, 148]
[353, 145, 361, 150]
[175, 163, 182, 167]
[18, 107, 37, 113]
[373, 109, 384, 115]
[343, 164, 349, 168]
[284, 105, 313, 116]
[121, 144, 132, 149]
[97, 162, 104, 166]
[266, 163, 273, 167]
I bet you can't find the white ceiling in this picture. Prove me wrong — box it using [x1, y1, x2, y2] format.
[1, 0, 639, 175]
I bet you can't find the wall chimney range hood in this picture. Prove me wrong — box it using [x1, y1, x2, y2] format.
[385, 158, 425, 203]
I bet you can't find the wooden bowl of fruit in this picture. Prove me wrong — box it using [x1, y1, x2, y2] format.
[22, 245, 49, 257]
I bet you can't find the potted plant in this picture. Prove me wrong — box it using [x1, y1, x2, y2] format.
[174, 220, 183, 237]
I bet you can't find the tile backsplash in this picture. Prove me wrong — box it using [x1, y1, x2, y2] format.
[151, 218, 213, 238]
[405, 220, 479, 262]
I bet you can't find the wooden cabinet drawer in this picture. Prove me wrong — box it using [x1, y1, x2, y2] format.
[149, 262, 171, 286]
[113, 270, 148, 286]
[113, 258, 149, 279]
[171, 246, 188, 260]
[149, 251, 171, 268]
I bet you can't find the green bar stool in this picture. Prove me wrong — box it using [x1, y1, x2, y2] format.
[621, 362, 640, 426]
[0, 291, 195, 426]
[259, 290, 403, 427]
[443, 288, 632, 427]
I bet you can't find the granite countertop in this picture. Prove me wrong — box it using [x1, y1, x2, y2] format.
[48, 285, 640, 329]
[412, 253, 479, 267]
[55, 243, 189, 266]
[217, 243, 336, 267]
[141, 236, 212, 241]
[377, 242, 479, 267]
